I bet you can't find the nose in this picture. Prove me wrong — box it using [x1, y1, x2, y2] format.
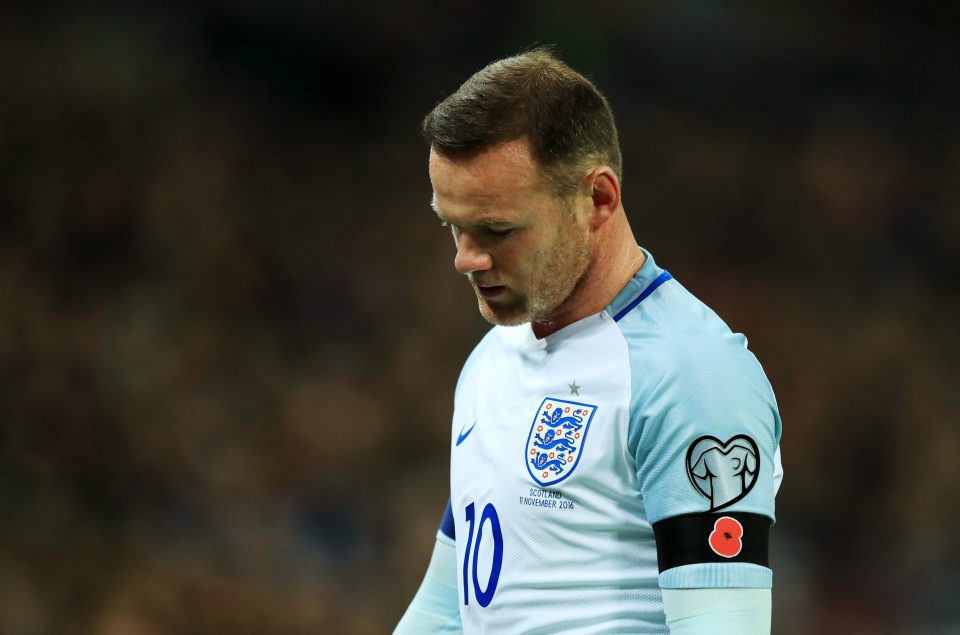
[454, 232, 493, 275]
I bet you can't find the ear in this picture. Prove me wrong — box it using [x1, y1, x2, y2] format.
[584, 166, 621, 231]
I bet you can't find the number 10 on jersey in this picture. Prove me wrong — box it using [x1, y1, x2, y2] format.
[462, 502, 503, 607]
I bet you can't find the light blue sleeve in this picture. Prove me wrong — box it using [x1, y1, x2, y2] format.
[394, 329, 495, 633]
[393, 535, 463, 634]
[620, 287, 782, 589]
[662, 588, 770, 634]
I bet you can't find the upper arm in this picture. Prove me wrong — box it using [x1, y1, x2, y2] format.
[626, 326, 782, 589]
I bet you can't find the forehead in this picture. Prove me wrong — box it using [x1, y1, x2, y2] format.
[429, 139, 547, 215]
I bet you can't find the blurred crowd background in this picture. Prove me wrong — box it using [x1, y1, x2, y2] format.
[1, 2, 958, 634]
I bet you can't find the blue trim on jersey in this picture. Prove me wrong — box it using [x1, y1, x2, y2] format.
[612, 270, 673, 322]
[439, 500, 455, 541]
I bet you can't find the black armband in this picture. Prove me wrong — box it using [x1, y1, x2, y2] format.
[652, 512, 770, 572]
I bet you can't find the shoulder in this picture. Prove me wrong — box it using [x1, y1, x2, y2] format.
[614, 277, 765, 392]
[614, 276, 780, 458]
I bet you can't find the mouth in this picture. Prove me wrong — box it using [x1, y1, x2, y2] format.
[475, 284, 507, 298]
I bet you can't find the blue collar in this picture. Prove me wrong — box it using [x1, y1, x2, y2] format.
[605, 248, 673, 322]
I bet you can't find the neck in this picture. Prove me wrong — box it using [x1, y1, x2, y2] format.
[531, 210, 645, 339]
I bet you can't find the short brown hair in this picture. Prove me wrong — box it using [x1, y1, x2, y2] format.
[422, 48, 622, 197]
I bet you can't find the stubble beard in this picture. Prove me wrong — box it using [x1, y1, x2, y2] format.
[474, 218, 591, 328]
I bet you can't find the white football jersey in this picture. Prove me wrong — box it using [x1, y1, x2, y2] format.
[443, 249, 782, 634]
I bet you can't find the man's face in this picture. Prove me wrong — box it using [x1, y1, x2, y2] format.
[429, 139, 591, 327]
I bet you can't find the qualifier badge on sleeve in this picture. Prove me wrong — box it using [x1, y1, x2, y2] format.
[686, 434, 759, 511]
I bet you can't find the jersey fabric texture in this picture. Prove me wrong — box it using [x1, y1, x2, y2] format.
[443, 249, 782, 634]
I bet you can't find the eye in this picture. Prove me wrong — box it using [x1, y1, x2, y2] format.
[485, 226, 515, 238]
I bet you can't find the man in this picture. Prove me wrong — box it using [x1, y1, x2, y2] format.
[395, 49, 783, 634]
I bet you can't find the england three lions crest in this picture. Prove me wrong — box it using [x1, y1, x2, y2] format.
[525, 397, 597, 487]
